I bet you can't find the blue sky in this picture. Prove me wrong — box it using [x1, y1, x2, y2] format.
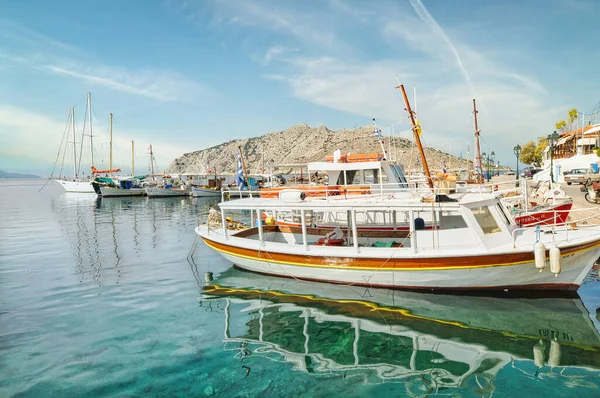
[1, 0, 598, 175]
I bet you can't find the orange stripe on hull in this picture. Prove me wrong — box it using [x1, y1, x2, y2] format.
[202, 236, 600, 271]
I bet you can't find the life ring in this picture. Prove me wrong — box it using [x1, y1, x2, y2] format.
[314, 237, 346, 246]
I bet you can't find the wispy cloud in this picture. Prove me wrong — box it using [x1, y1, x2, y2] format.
[0, 18, 80, 54]
[259, 45, 296, 65]
[43, 65, 193, 101]
[0, 104, 189, 173]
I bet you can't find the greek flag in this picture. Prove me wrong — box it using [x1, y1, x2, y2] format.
[236, 154, 244, 187]
[373, 118, 381, 139]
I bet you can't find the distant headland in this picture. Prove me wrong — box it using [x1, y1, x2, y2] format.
[0, 170, 41, 179]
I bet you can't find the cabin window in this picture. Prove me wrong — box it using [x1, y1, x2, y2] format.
[364, 169, 377, 183]
[439, 211, 468, 230]
[471, 206, 501, 234]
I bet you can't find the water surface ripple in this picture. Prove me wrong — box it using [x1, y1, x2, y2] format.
[1, 179, 599, 397]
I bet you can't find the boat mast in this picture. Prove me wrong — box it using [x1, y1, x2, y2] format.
[473, 99, 483, 184]
[149, 144, 155, 183]
[131, 141, 135, 176]
[71, 106, 77, 179]
[109, 113, 113, 175]
[238, 146, 251, 193]
[88, 93, 94, 168]
[397, 84, 433, 189]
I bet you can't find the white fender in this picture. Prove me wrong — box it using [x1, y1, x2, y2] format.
[279, 189, 307, 202]
[534, 242, 546, 272]
[548, 340, 561, 367]
[533, 340, 545, 368]
[550, 246, 561, 276]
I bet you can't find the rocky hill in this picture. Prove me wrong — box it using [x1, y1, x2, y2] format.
[167, 124, 470, 175]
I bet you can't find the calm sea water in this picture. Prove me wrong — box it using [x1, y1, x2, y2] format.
[1, 179, 599, 397]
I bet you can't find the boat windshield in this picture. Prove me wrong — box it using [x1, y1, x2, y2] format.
[390, 165, 409, 188]
[471, 206, 501, 234]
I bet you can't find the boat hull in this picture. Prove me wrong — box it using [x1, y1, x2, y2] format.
[99, 186, 146, 197]
[198, 227, 600, 292]
[54, 179, 95, 193]
[191, 187, 222, 197]
[145, 187, 190, 197]
[514, 201, 573, 227]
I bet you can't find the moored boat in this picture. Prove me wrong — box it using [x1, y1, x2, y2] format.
[145, 185, 190, 198]
[191, 186, 222, 197]
[196, 191, 600, 292]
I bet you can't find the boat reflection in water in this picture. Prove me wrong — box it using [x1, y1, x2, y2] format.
[200, 268, 600, 394]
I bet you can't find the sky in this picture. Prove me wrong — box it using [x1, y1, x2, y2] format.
[1, 0, 599, 176]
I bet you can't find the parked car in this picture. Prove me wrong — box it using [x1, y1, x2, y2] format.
[505, 169, 515, 176]
[563, 168, 599, 185]
[521, 167, 542, 178]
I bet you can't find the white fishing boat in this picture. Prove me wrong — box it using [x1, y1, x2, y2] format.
[145, 185, 190, 198]
[191, 186, 222, 197]
[196, 190, 600, 292]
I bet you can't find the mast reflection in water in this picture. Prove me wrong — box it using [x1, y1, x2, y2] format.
[200, 268, 600, 396]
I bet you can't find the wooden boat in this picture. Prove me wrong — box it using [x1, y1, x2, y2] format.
[196, 191, 600, 292]
[199, 267, 600, 388]
[191, 186, 222, 197]
[145, 185, 190, 198]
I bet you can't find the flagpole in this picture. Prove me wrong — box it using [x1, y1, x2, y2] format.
[238, 146, 251, 196]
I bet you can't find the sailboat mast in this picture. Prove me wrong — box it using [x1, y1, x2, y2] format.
[149, 144, 155, 183]
[109, 113, 113, 175]
[473, 99, 483, 184]
[88, 93, 94, 167]
[398, 84, 433, 189]
[71, 106, 77, 178]
[131, 141, 135, 175]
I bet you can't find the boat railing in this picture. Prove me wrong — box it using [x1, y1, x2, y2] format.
[511, 207, 600, 247]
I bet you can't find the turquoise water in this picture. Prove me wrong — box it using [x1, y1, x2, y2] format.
[1, 179, 599, 397]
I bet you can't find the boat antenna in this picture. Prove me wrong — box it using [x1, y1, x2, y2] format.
[396, 84, 433, 189]
[473, 99, 483, 184]
[372, 118, 388, 160]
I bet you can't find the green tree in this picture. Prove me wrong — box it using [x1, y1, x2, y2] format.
[554, 108, 578, 133]
[519, 141, 542, 166]
[535, 137, 548, 160]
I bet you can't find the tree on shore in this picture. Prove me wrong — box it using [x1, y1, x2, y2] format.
[519, 137, 547, 166]
[555, 108, 578, 133]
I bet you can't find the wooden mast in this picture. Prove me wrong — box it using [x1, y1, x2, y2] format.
[397, 84, 433, 189]
[472, 99, 483, 184]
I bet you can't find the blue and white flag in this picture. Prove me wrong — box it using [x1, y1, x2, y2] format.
[372, 118, 381, 139]
[236, 154, 245, 187]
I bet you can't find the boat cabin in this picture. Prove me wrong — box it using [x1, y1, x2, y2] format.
[209, 193, 517, 253]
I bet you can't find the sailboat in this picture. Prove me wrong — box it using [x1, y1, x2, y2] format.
[94, 138, 147, 197]
[144, 145, 191, 198]
[53, 94, 96, 193]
